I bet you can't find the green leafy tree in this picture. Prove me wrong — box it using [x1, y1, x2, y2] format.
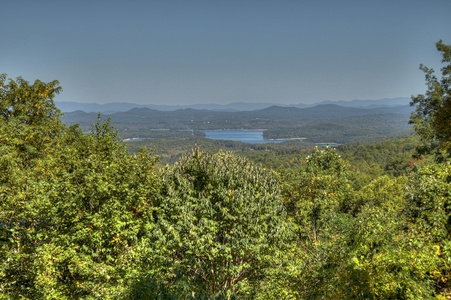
[410, 40, 451, 156]
[292, 147, 352, 245]
[0, 74, 64, 163]
[280, 147, 355, 298]
[28, 121, 162, 298]
[0, 74, 65, 297]
[341, 176, 437, 299]
[146, 148, 291, 299]
[0, 74, 163, 299]
[405, 161, 451, 298]
[284, 148, 440, 299]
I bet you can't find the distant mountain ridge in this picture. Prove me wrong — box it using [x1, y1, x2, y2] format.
[56, 97, 411, 113]
[61, 103, 413, 132]
[60, 103, 414, 144]
[314, 97, 411, 108]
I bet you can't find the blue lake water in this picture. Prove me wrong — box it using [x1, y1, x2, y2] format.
[204, 130, 285, 144]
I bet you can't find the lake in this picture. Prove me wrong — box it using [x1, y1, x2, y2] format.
[204, 130, 285, 144]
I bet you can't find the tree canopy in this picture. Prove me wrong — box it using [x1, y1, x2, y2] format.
[410, 40, 451, 157]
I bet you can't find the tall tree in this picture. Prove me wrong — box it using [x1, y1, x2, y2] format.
[280, 147, 355, 299]
[0, 74, 64, 162]
[410, 40, 451, 157]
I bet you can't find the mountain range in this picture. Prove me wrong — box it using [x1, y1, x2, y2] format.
[60, 102, 414, 144]
[56, 97, 411, 114]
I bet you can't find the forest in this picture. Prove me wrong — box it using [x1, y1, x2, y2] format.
[0, 40, 450, 299]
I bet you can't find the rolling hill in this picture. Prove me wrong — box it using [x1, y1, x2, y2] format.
[61, 104, 414, 144]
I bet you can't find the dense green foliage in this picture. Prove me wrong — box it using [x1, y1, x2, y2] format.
[0, 75, 163, 298]
[146, 149, 290, 298]
[1, 41, 451, 299]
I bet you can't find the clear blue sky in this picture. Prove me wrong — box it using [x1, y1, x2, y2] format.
[2, 0, 451, 105]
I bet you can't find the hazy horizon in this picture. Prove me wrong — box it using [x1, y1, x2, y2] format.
[56, 96, 410, 106]
[2, 1, 451, 105]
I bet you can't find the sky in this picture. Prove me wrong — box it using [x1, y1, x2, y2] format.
[1, 0, 451, 105]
